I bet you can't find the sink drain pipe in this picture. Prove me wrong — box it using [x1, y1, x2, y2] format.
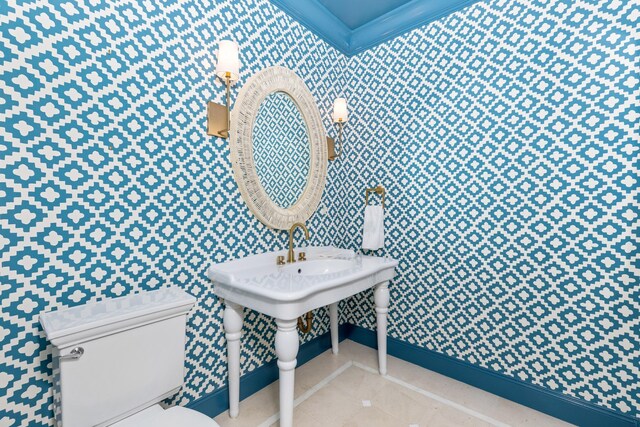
[297, 311, 313, 333]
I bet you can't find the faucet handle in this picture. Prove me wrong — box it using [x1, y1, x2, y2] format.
[298, 252, 306, 262]
[276, 255, 285, 266]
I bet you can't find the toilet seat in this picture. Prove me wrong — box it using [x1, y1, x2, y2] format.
[111, 404, 219, 427]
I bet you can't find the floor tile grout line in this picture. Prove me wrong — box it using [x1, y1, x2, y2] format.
[257, 361, 354, 427]
[352, 361, 513, 427]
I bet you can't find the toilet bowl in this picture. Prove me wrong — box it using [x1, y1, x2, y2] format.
[111, 404, 216, 427]
[40, 287, 219, 427]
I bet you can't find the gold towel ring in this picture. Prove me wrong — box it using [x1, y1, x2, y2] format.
[365, 185, 385, 208]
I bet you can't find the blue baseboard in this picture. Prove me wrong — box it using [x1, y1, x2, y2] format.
[348, 325, 639, 427]
[187, 324, 354, 418]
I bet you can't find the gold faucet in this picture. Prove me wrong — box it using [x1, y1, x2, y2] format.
[287, 222, 309, 263]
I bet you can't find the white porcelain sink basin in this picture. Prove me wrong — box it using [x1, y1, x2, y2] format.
[207, 246, 398, 319]
[282, 259, 354, 276]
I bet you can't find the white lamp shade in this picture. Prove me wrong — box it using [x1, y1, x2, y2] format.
[215, 40, 240, 82]
[333, 98, 348, 123]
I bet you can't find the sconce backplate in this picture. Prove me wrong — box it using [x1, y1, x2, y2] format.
[326, 137, 337, 161]
[207, 101, 229, 138]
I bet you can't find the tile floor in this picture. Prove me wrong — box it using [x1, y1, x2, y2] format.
[214, 340, 573, 427]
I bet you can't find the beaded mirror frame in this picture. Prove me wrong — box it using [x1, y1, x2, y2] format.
[229, 66, 328, 230]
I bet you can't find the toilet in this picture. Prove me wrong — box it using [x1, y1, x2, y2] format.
[40, 287, 219, 427]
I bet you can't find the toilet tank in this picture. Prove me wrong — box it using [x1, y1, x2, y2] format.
[40, 287, 196, 427]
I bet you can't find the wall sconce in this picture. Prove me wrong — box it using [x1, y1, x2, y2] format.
[207, 40, 240, 138]
[327, 97, 348, 160]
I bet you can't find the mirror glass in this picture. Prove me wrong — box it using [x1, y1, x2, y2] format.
[252, 91, 310, 208]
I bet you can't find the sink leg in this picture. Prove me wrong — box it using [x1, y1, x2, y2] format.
[329, 302, 339, 354]
[224, 301, 244, 418]
[374, 281, 390, 375]
[275, 318, 299, 427]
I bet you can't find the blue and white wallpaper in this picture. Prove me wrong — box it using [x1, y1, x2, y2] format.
[0, 0, 347, 425]
[1, 0, 639, 425]
[339, 0, 639, 419]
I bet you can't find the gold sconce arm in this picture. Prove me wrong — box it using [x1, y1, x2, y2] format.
[328, 97, 347, 161]
[223, 72, 231, 137]
[335, 120, 344, 157]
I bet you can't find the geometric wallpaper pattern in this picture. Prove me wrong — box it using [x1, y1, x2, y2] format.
[1, 0, 638, 426]
[0, 0, 346, 425]
[253, 91, 310, 208]
[339, 0, 639, 419]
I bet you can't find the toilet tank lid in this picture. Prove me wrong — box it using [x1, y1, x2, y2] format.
[40, 287, 196, 347]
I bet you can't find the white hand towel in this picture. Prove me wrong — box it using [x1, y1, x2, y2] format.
[362, 205, 385, 250]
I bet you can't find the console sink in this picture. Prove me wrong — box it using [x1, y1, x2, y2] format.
[207, 245, 398, 427]
[282, 259, 354, 276]
[207, 246, 397, 319]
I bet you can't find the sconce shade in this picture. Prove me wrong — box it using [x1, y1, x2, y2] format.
[333, 97, 348, 123]
[215, 40, 240, 83]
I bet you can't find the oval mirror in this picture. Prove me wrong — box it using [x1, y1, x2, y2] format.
[230, 66, 327, 230]
[252, 91, 310, 209]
